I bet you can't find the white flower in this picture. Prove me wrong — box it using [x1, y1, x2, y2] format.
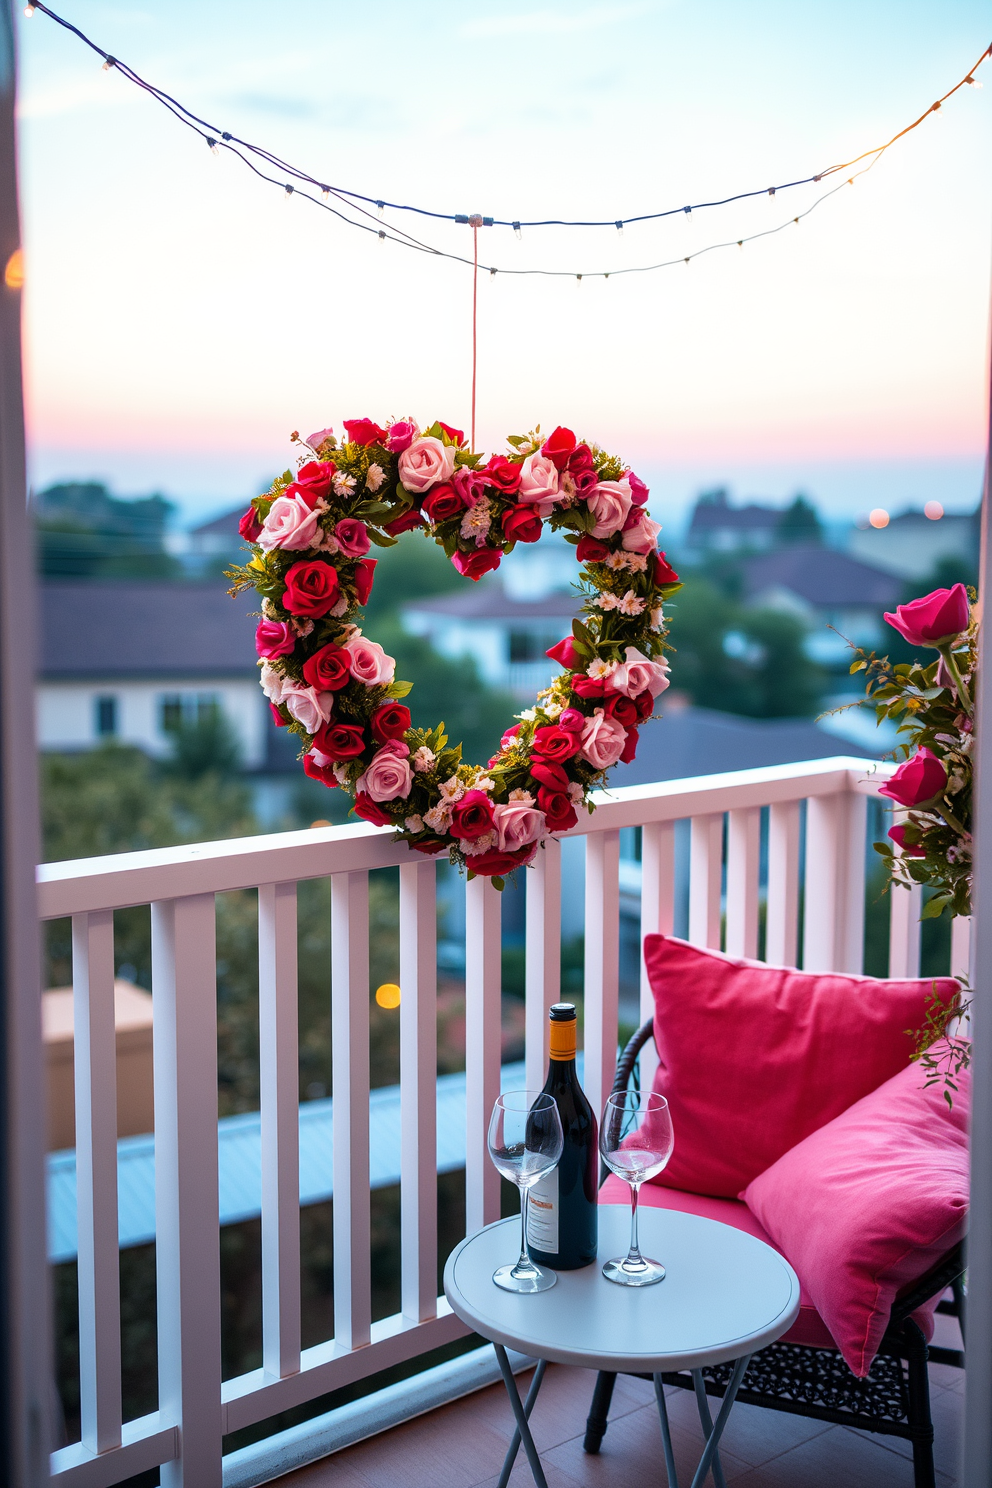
[259, 661, 286, 703]
[439, 776, 465, 804]
[618, 590, 646, 616]
[518, 707, 537, 721]
[509, 788, 535, 805]
[461, 831, 498, 856]
[290, 616, 314, 637]
[412, 746, 436, 773]
[650, 606, 664, 632]
[627, 552, 648, 573]
[597, 592, 620, 610]
[333, 763, 351, 786]
[404, 814, 424, 834]
[567, 781, 584, 805]
[262, 598, 277, 618]
[329, 594, 349, 618]
[424, 803, 452, 833]
[366, 463, 386, 492]
[587, 659, 618, 681]
[282, 683, 335, 735]
[333, 472, 357, 496]
[543, 698, 563, 717]
[473, 774, 496, 792]
[605, 551, 628, 571]
[460, 499, 492, 546]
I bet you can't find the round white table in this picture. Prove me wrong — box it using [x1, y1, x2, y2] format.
[443, 1205, 801, 1488]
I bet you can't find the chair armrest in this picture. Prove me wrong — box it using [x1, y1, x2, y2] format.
[888, 1238, 966, 1327]
[612, 1018, 655, 1100]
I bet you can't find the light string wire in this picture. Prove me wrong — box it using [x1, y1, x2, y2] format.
[24, 3, 991, 280]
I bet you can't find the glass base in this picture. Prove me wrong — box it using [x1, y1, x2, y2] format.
[493, 1261, 558, 1293]
[602, 1255, 666, 1287]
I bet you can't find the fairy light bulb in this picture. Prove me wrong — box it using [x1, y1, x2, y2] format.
[512, 221, 521, 240]
[378, 229, 385, 242]
[102, 55, 115, 71]
[376, 201, 384, 219]
[206, 137, 219, 156]
[615, 220, 624, 236]
[967, 75, 983, 89]
[284, 183, 294, 200]
[23, 5, 35, 16]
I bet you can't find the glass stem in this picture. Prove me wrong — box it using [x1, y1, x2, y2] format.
[514, 1187, 531, 1274]
[627, 1181, 643, 1267]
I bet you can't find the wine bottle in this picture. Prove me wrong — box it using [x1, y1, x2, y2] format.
[526, 1002, 598, 1269]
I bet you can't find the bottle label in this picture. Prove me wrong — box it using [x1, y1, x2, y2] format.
[527, 1169, 559, 1253]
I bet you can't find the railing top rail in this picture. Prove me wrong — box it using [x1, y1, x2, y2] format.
[36, 755, 891, 920]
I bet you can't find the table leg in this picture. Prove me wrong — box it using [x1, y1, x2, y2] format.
[496, 1357, 547, 1488]
[688, 1356, 750, 1488]
[494, 1344, 549, 1488]
[690, 1370, 729, 1488]
[653, 1374, 680, 1488]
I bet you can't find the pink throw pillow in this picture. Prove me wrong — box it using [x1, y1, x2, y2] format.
[642, 934, 958, 1198]
[742, 1049, 968, 1376]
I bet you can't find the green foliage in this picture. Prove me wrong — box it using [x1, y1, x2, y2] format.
[160, 709, 244, 781]
[34, 481, 180, 579]
[775, 494, 823, 546]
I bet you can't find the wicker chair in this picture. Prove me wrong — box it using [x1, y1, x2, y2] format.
[583, 1018, 966, 1488]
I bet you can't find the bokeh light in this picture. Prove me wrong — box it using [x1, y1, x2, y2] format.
[924, 500, 945, 520]
[869, 508, 890, 529]
[375, 983, 401, 1009]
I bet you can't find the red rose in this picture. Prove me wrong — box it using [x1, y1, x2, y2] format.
[622, 505, 644, 532]
[314, 720, 366, 760]
[422, 482, 468, 524]
[289, 461, 336, 507]
[546, 637, 580, 669]
[467, 845, 536, 877]
[303, 751, 340, 787]
[302, 643, 351, 691]
[619, 726, 639, 764]
[529, 759, 569, 793]
[452, 547, 502, 580]
[541, 425, 576, 471]
[653, 552, 680, 586]
[354, 558, 377, 606]
[571, 674, 607, 699]
[437, 421, 465, 445]
[343, 418, 388, 447]
[502, 506, 543, 544]
[628, 471, 649, 506]
[888, 823, 926, 857]
[532, 725, 581, 763]
[239, 506, 262, 541]
[884, 584, 970, 648]
[878, 748, 948, 808]
[576, 535, 609, 563]
[371, 702, 411, 743]
[571, 466, 599, 495]
[537, 787, 578, 833]
[354, 792, 393, 826]
[411, 837, 449, 855]
[484, 455, 522, 493]
[604, 694, 639, 728]
[383, 509, 425, 536]
[283, 560, 341, 617]
[567, 443, 595, 474]
[450, 789, 495, 841]
[270, 702, 287, 727]
[633, 690, 654, 722]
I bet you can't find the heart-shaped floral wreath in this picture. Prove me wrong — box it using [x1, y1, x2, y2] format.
[228, 417, 682, 885]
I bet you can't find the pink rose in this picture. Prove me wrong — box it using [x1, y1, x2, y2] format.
[517, 453, 560, 518]
[344, 635, 396, 687]
[357, 741, 413, 803]
[607, 646, 670, 699]
[386, 419, 419, 453]
[546, 637, 580, 670]
[586, 479, 633, 538]
[888, 823, 926, 857]
[398, 435, 457, 494]
[622, 510, 662, 554]
[281, 683, 334, 736]
[334, 517, 371, 557]
[492, 801, 547, 853]
[627, 471, 649, 505]
[255, 619, 295, 659]
[884, 584, 971, 648]
[451, 547, 502, 580]
[878, 748, 948, 809]
[307, 426, 335, 448]
[579, 710, 627, 770]
[257, 493, 321, 551]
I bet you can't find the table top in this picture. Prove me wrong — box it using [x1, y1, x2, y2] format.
[443, 1206, 801, 1373]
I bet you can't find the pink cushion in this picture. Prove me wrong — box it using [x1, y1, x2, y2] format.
[641, 935, 958, 1198]
[742, 1049, 968, 1376]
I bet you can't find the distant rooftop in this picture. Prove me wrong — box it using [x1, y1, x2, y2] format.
[403, 580, 578, 622]
[189, 506, 244, 539]
[739, 544, 901, 609]
[687, 492, 781, 536]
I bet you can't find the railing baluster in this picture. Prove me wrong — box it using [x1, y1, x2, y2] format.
[584, 830, 620, 1128]
[152, 894, 222, 1488]
[887, 819, 922, 979]
[766, 801, 801, 966]
[689, 814, 723, 949]
[331, 871, 371, 1350]
[72, 909, 122, 1454]
[725, 808, 761, 959]
[951, 914, 973, 982]
[804, 792, 867, 972]
[465, 874, 502, 1234]
[399, 861, 437, 1323]
[639, 823, 674, 1091]
[258, 882, 301, 1378]
[525, 838, 561, 1093]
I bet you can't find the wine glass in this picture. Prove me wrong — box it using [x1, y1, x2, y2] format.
[600, 1090, 674, 1286]
[487, 1091, 564, 1293]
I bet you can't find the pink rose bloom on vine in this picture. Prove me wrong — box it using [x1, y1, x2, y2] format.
[586, 479, 633, 538]
[255, 619, 295, 659]
[334, 517, 371, 558]
[398, 435, 457, 494]
[344, 635, 396, 687]
[878, 747, 948, 809]
[622, 511, 662, 554]
[386, 419, 419, 453]
[579, 710, 628, 770]
[517, 453, 560, 518]
[884, 583, 970, 648]
[281, 683, 335, 736]
[257, 493, 321, 551]
[607, 646, 670, 699]
[357, 741, 414, 802]
[492, 801, 547, 853]
[306, 426, 335, 448]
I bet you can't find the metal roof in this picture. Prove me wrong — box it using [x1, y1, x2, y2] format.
[47, 1058, 580, 1263]
[739, 545, 901, 609]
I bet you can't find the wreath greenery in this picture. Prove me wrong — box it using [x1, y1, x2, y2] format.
[228, 417, 681, 886]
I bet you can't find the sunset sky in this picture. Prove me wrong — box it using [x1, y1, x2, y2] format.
[14, 0, 992, 529]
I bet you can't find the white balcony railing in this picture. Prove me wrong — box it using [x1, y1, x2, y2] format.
[37, 755, 970, 1488]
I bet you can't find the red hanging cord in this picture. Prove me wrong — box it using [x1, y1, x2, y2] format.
[469, 215, 482, 449]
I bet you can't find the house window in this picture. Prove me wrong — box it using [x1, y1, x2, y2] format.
[508, 630, 558, 664]
[95, 695, 117, 737]
[159, 692, 220, 734]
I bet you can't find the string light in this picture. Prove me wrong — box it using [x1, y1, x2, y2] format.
[23, 5, 35, 15]
[206, 136, 218, 155]
[967, 74, 983, 89]
[615, 220, 624, 235]
[101, 54, 114, 71]
[512, 221, 521, 239]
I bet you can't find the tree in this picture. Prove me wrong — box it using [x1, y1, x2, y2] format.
[775, 494, 823, 546]
[34, 481, 180, 579]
